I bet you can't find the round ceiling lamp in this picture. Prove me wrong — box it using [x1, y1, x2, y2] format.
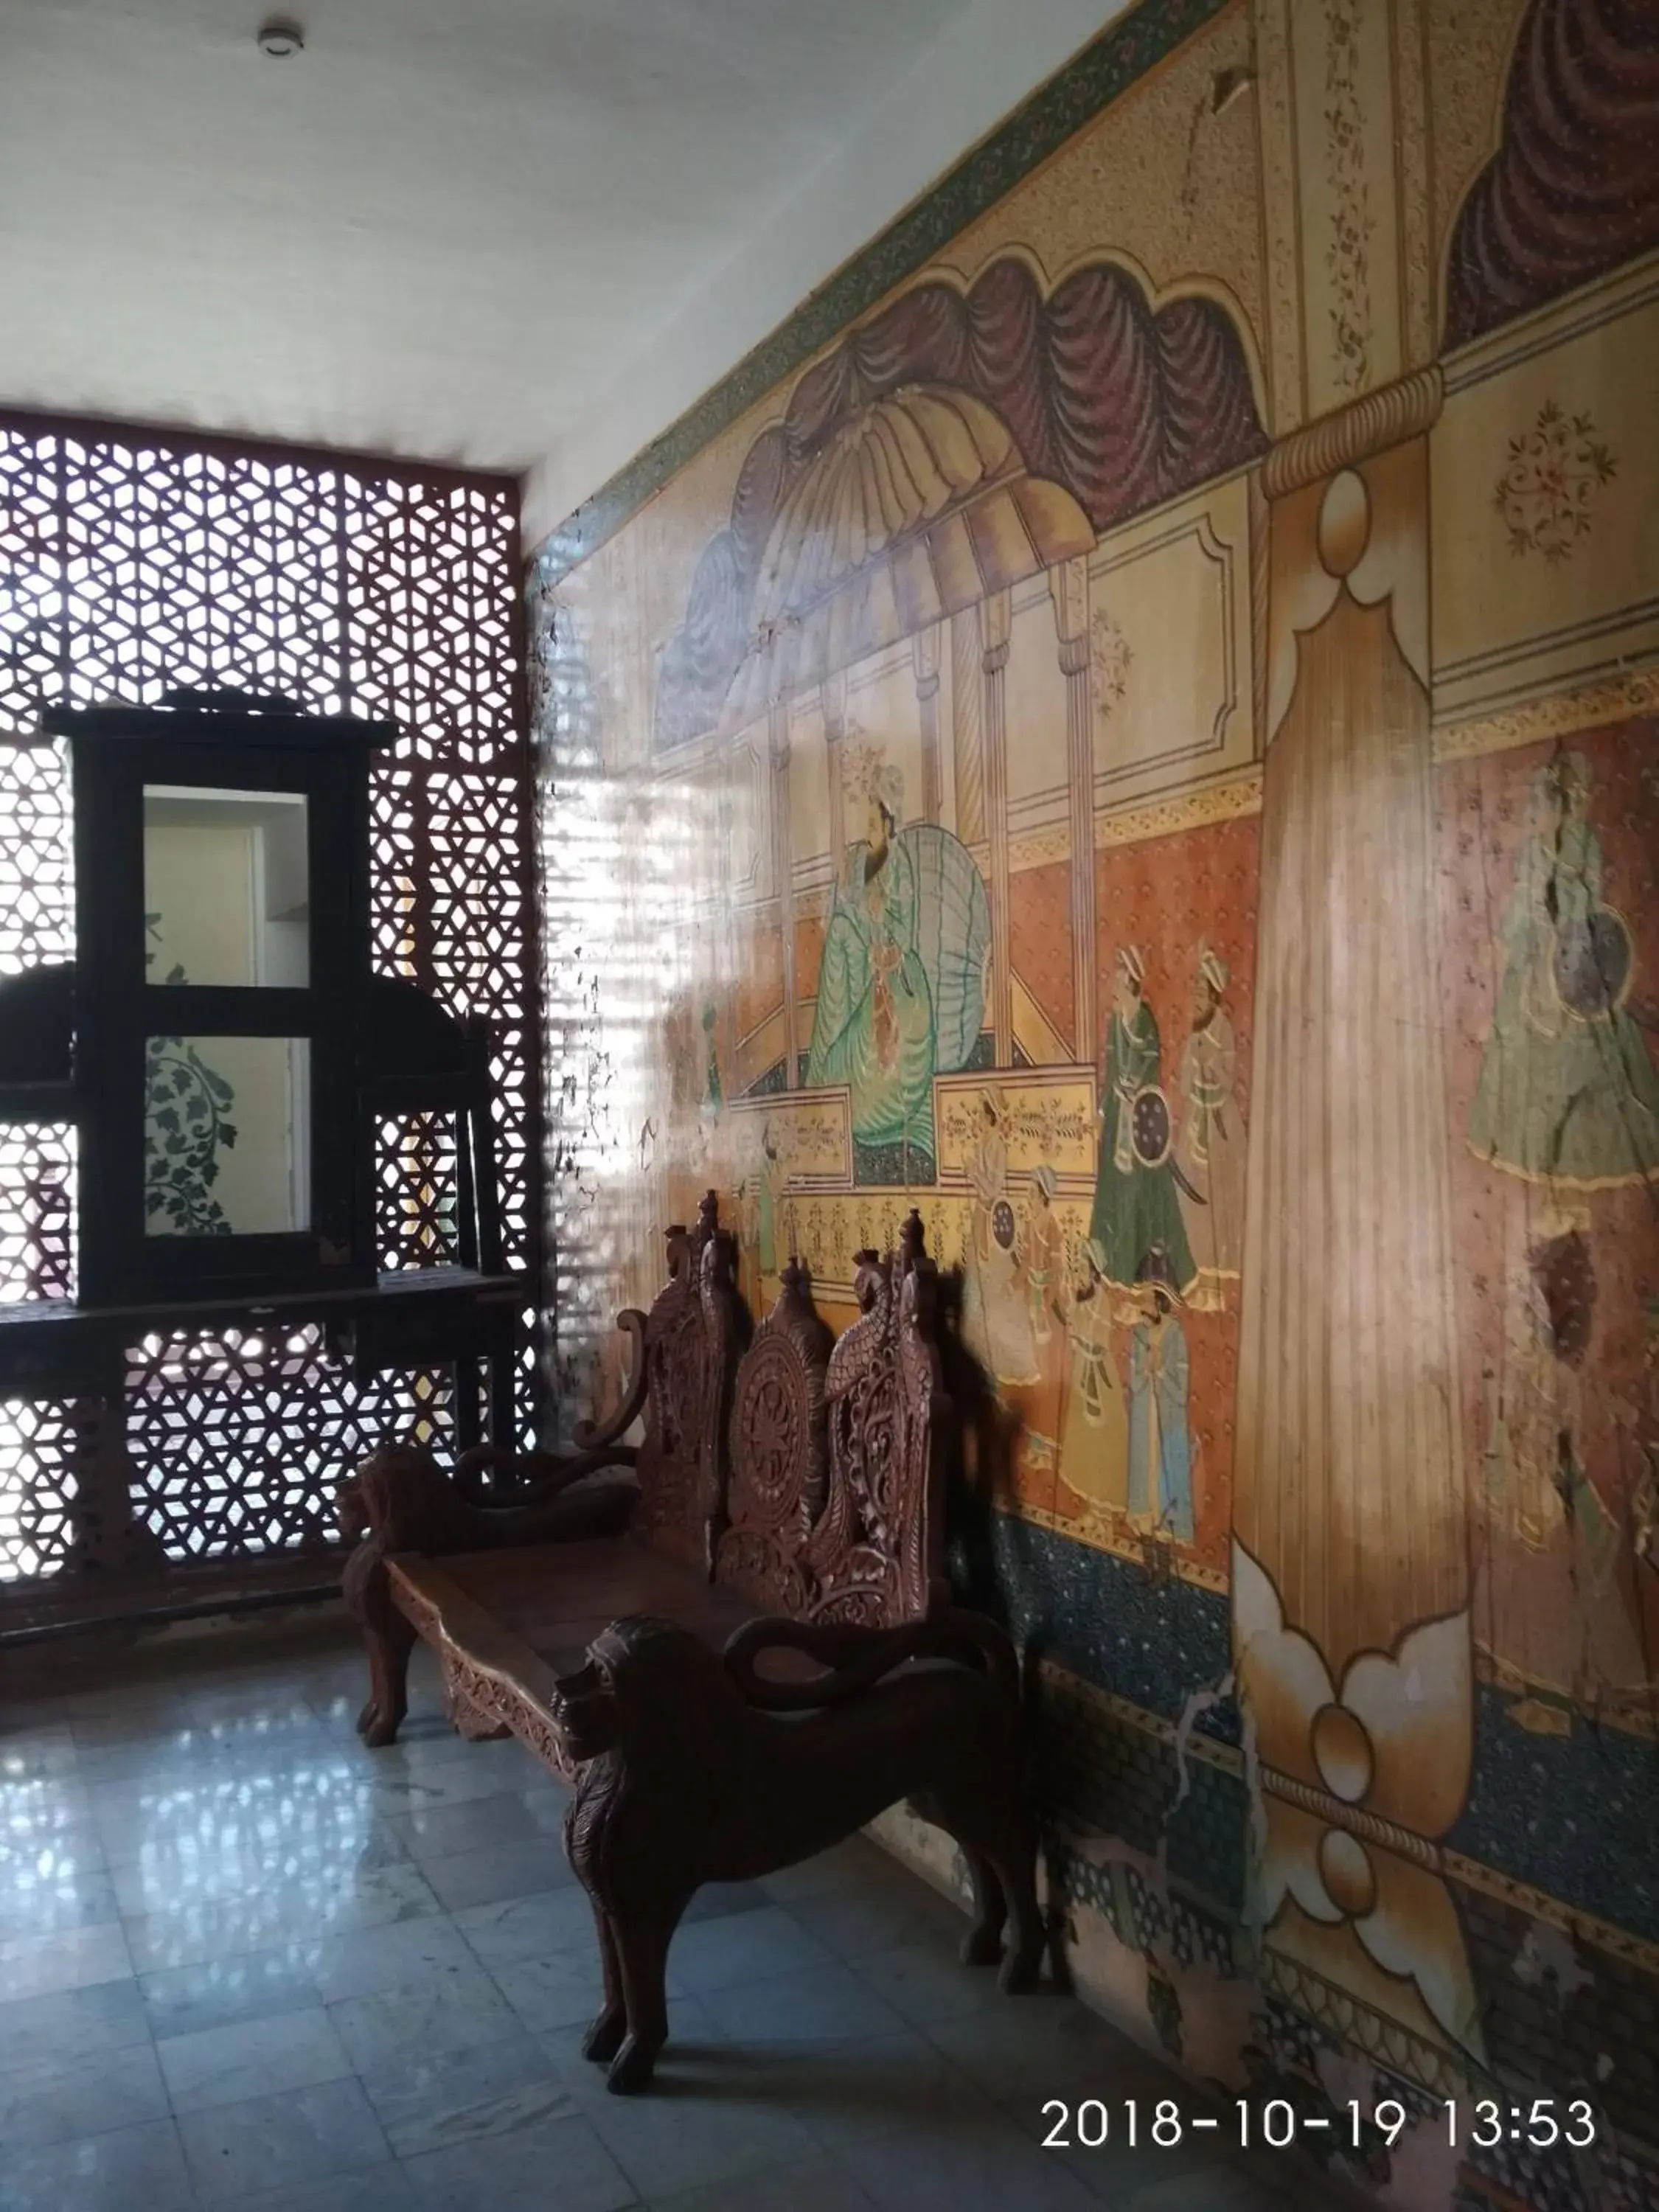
[257, 17, 305, 58]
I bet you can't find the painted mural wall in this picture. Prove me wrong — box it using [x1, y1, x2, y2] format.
[529, 1, 1659, 2205]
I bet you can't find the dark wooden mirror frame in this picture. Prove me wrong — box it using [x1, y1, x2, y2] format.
[41, 697, 394, 1307]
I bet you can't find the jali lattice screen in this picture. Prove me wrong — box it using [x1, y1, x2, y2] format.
[0, 413, 539, 1585]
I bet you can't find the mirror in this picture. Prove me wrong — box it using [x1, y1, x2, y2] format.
[145, 1035, 310, 1237]
[143, 787, 309, 988]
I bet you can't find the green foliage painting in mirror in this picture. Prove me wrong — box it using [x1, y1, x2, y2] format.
[144, 911, 238, 1235]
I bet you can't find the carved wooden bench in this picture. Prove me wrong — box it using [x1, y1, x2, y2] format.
[341, 1192, 952, 1750]
[341, 1193, 1044, 2091]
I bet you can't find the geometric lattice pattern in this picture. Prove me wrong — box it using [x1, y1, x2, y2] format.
[0, 1397, 80, 1582]
[375, 1113, 462, 1272]
[0, 412, 538, 1584]
[0, 1124, 77, 1304]
[125, 1327, 454, 1563]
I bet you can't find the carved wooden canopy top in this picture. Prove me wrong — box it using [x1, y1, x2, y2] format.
[631, 1191, 743, 1576]
[627, 1197, 948, 1627]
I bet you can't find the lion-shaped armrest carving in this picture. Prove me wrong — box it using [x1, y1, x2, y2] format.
[552, 1607, 1042, 2092]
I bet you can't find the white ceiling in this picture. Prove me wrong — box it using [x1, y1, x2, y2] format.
[0, 0, 1126, 548]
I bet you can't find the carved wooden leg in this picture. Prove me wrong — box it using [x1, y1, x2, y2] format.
[987, 1809, 1045, 1994]
[343, 1540, 416, 1748]
[606, 1906, 683, 2094]
[939, 1796, 1044, 1994]
[581, 1905, 627, 2065]
[959, 1847, 1008, 1968]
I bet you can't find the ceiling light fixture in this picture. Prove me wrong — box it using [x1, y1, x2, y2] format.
[257, 16, 305, 58]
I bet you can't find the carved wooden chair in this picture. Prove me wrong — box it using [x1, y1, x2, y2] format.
[355, 1202, 955, 1753]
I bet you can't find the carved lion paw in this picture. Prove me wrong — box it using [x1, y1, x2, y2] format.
[357, 1701, 400, 1748]
[605, 2035, 661, 2095]
[582, 2009, 627, 2065]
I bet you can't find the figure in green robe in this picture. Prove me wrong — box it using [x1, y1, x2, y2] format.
[1470, 753, 1659, 1189]
[805, 766, 988, 1165]
[1088, 948, 1196, 1293]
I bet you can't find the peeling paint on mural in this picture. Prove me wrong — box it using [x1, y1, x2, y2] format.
[532, 1, 1659, 2206]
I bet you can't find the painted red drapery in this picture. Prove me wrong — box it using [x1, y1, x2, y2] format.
[1444, 0, 1659, 349]
[655, 256, 1265, 750]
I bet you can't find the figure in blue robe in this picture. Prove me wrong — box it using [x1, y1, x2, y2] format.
[1126, 1249, 1194, 1543]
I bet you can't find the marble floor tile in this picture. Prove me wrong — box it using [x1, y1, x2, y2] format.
[0, 1917, 131, 2002]
[681, 1879, 771, 1924]
[478, 1946, 608, 2037]
[307, 1913, 479, 2003]
[647, 2159, 877, 2212]
[157, 2003, 355, 2114]
[177, 2076, 392, 2205]
[0, 1726, 80, 1781]
[757, 1837, 899, 1905]
[849, 1937, 1009, 2028]
[580, 2070, 819, 2202]
[452, 1883, 596, 1966]
[364, 1761, 537, 1816]
[840, 2107, 1103, 2212]
[0, 2114, 196, 2212]
[1113, 2165, 1280, 2211]
[924, 1996, 1150, 2110]
[0, 1777, 96, 1842]
[665, 1905, 834, 1996]
[0, 1976, 150, 2073]
[400, 2109, 636, 2212]
[235, 2171, 422, 2212]
[420, 1837, 572, 1913]
[784, 1878, 960, 1963]
[124, 1863, 443, 1971]
[357, 2036, 578, 2157]
[0, 2039, 169, 2149]
[0, 1854, 119, 1935]
[5, 1633, 1304, 2212]
[138, 1943, 325, 2039]
[739, 2031, 979, 2154]
[698, 1961, 908, 2050]
[327, 1961, 521, 2073]
[385, 1791, 546, 1863]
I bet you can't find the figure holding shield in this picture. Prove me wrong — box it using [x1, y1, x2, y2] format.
[1087, 947, 1197, 1295]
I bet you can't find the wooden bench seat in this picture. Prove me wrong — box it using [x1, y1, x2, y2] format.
[341, 1194, 952, 1755]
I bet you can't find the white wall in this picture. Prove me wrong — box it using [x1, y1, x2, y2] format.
[524, 0, 1131, 546]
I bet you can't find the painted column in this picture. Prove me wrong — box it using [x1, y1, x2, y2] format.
[911, 625, 942, 824]
[980, 590, 1013, 1066]
[1048, 556, 1096, 1066]
[1234, 370, 1481, 2070]
[768, 700, 798, 1088]
[950, 608, 986, 846]
[821, 672, 848, 869]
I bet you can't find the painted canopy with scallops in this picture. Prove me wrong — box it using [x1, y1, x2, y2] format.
[653, 254, 1266, 751]
[1444, 0, 1659, 349]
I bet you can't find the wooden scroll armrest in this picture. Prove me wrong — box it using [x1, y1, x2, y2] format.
[430, 1302, 651, 1512]
[568, 1307, 649, 1452]
[341, 1440, 636, 1561]
[452, 1437, 637, 1506]
[722, 1607, 1018, 1711]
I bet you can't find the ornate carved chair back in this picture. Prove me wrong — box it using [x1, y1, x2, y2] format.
[806, 1209, 950, 1626]
[632, 1190, 745, 1577]
[716, 1258, 834, 1613]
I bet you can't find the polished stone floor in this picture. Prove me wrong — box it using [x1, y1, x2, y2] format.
[1, 1616, 1336, 2212]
